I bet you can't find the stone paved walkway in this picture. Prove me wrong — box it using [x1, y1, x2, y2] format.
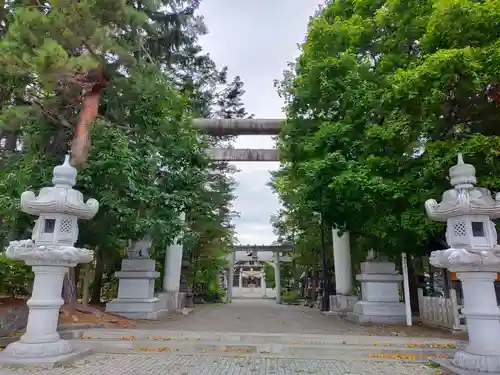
[137, 298, 459, 338]
[0, 299, 452, 374]
[1, 354, 439, 374]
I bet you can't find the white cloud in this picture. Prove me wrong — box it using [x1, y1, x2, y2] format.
[198, 0, 324, 245]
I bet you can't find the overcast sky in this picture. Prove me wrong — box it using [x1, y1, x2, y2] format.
[198, 0, 323, 247]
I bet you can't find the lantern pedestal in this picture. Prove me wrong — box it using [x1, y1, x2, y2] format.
[346, 261, 406, 325]
[0, 242, 93, 367]
[105, 258, 167, 319]
[431, 249, 500, 373]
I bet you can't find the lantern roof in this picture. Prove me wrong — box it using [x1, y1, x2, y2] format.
[20, 155, 99, 219]
[425, 154, 500, 221]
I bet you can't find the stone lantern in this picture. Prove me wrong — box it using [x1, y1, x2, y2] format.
[0, 155, 99, 366]
[426, 154, 500, 373]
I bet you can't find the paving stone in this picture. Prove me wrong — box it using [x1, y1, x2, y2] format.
[0, 354, 438, 375]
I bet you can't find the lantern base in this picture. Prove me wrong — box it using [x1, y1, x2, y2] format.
[433, 357, 500, 375]
[0, 340, 91, 369]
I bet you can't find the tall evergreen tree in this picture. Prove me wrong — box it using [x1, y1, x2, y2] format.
[0, 0, 249, 303]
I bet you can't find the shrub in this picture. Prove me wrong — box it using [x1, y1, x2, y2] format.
[203, 289, 226, 303]
[281, 289, 301, 303]
[0, 254, 34, 297]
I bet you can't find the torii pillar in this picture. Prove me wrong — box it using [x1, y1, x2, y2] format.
[329, 230, 358, 315]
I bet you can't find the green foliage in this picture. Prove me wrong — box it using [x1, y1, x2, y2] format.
[281, 289, 301, 303]
[273, 0, 500, 258]
[0, 254, 33, 297]
[263, 262, 276, 289]
[0, 0, 243, 301]
[202, 289, 226, 303]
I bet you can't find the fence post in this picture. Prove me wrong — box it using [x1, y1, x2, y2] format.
[418, 288, 424, 319]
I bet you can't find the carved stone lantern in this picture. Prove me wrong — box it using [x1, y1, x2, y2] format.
[0, 155, 99, 366]
[425, 154, 500, 373]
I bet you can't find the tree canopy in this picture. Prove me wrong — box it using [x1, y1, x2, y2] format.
[273, 0, 500, 260]
[0, 0, 246, 303]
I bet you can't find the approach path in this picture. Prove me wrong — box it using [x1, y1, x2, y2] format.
[0, 300, 455, 374]
[136, 298, 458, 338]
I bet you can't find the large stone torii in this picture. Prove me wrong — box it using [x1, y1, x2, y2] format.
[193, 118, 356, 310]
[193, 118, 283, 162]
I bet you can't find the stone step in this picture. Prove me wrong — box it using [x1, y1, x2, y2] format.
[70, 338, 456, 362]
[76, 328, 460, 347]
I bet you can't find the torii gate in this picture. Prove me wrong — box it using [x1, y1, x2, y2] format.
[192, 118, 282, 161]
[226, 245, 293, 304]
[160, 119, 354, 309]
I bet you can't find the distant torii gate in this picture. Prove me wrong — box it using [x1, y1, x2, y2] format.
[227, 245, 293, 304]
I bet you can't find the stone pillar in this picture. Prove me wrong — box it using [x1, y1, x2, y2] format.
[239, 268, 243, 289]
[0, 155, 98, 366]
[158, 213, 185, 311]
[275, 252, 281, 304]
[329, 229, 359, 316]
[227, 253, 235, 303]
[163, 213, 185, 292]
[332, 229, 353, 294]
[346, 261, 405, 325]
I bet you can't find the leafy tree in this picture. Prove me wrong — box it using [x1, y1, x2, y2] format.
[274, 0, 500, 260]
[0, 0, 235, 305]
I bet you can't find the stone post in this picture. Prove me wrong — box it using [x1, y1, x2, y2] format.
[275, 252, 281, 304]
[227, 252, 235, 303]
[0, 156, 98, 366]
[425, 154, 500, 373]
[239, 267, 243, 289]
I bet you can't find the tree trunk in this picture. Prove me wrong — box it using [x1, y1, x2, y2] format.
[311, 270, 318, 301]
[407, 256, 420, 314]
[74, 264, 81, 297]
[82, 264, 92, 306]
[90, 249, 104, 305]
[62, 267, 77, 305]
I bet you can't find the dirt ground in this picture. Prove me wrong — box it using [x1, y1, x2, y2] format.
[0, 297, 136, 332]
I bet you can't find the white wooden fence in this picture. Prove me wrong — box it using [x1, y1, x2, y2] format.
[417, 288, 466, 332]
